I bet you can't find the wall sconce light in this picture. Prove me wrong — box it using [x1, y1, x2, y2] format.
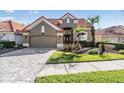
[58, 35, 62, 38]
[57, 33, 63, 38]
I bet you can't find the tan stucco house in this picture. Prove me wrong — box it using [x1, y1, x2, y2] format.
[0, 20, 26, 45]
[95, 25, 124, 43]
[22, 13, 92, 49]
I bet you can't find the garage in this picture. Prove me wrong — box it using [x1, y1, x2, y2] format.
[30, 35, 57, 48]
[23, 16, 61, 48]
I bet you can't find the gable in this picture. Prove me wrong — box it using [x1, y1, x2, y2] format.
[29, 21, 57, 36]
[25, 17, 61, 31]
[22, 13, 91, 32]
[60, 13, 77, 19]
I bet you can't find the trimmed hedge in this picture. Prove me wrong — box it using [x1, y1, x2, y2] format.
[80, 41, 92, 47]
[119, 50, 124, 54]
[96, 42, 124, 50]
[0, 41, 15, 49]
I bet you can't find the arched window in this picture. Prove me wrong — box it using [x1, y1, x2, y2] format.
[67, 18, 70, 23]
[41, 25, 45, 33]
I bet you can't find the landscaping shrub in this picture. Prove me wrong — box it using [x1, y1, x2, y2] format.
[96, 42, 124, 50]
[80, 41, 92, 47]
[119, 50, 124, 54]
[88, 48, 98, 54]
[0, 44, 4, 49]
[115, 44, 124, 50]
[47, 51, 124, 64]
[0, 41, 15, 48]
[63, 43, 81, 52]
[63, 44, 73, 51]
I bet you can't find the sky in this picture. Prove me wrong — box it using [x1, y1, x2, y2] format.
[0, 10, 124, 29]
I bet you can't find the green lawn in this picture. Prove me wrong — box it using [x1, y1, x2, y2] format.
[35, 69, 124, 83]
[47, 51, 124, 64]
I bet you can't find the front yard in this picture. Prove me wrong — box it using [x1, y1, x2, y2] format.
[35, 69, 124, 83]
[47, 51, 124, 64]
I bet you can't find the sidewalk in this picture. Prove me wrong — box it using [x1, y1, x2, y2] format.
[38, 60, 124, 77]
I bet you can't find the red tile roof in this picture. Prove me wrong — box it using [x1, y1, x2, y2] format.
[48, 19, 60, 26]
[96, 25, 124, 35]
[0, 20, 26, 32]
[22, 13, 92, 32]
[76, 19, 91, 28]
[22, 18, 91, 33]
[48, 18, 91, 28]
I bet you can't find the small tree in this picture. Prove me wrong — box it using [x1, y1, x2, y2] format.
[74, 27, 88, 49]
[87, 16, 100, 47]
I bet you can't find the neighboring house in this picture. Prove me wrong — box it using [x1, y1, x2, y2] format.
[95, 25, 124, 43]
[22, 13, 92, 49]
[0, 20, 26, 45]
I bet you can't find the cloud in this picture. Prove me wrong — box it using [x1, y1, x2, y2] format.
[4, 10, 15, 14]
[0, 16, 15, 21]
[28, 10, 38, 14]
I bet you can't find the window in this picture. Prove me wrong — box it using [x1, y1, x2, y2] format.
[67, 18, 70, 23]
[41, 25, 45, 33]
[79, 32, 87, 41]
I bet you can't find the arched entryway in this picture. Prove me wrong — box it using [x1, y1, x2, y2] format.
[63, 27, 73, 44]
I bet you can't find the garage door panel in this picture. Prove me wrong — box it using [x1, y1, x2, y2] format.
[30, 36, 57, 48]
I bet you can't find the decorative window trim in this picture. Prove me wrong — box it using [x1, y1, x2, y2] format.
[67, 18, 70, 23]
[41, 25, 45, 33]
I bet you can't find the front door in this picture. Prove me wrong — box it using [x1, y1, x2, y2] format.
[63, 27, 73, 44]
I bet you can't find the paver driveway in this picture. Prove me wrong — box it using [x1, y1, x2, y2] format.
[0, 48, 56, 83]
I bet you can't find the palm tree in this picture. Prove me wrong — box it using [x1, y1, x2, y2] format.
[87, 16, 100, 47]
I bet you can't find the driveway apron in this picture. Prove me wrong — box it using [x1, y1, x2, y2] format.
[0, 48, 56, 83]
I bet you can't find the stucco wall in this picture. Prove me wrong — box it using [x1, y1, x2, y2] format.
[60, 17, 75, 28]
[0, 32, 23, 45]
[30, 21, 57, 36]
[14, 34, 23, 45]
[0, 32, 14, 41]
[29, 21, 58, 48]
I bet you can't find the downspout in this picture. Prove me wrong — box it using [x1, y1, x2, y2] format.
[29, 31, 31, 47]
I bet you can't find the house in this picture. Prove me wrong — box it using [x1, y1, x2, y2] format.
[95, 25, 124, 43]
[0, 20, 26, 45]
[22, 13, 92, 49]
